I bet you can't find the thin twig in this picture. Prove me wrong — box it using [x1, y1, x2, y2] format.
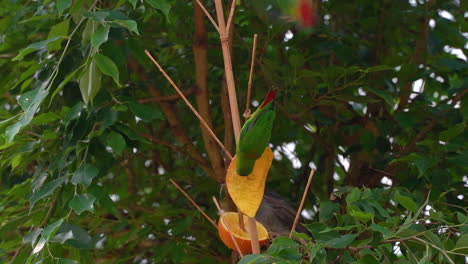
[369, 166, 394, 176]
[214, 0, 242, 142]
[145, 50, 232, 160]
[226, 0, 237, 34]
[212, 196, 244, 257]
[169, 179, 217, 228]
[289, 169, 315, 238]
[243, 34, 258, 119]
[194, 0, 220, 32]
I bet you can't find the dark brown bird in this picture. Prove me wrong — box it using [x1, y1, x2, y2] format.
[256, 190, 310, 237]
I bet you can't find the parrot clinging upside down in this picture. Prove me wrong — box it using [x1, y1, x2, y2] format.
[236, 89, 276, 176]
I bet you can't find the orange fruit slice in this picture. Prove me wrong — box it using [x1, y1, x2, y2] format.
[217, 212, 269, 254]
[226, 147, 273, 217]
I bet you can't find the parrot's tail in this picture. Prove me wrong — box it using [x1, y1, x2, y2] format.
[236, 157, 256, 176]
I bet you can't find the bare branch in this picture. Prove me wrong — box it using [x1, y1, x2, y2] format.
[226, 0, 237, 34]
[243, 34, 258, 119]
[170, 179, 217, 228]
[194, 0, 220, 32]
[289, 169, 315, 238]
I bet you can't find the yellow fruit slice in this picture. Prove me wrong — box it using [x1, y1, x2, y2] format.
[226, 147, 273, 217]
[218, 212, 269, 254]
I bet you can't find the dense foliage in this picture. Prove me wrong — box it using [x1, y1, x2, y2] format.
[0, 0, 466, 263]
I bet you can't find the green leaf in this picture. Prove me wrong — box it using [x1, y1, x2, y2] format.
[423, 231, 443, 249]
[13, 37, 65, 61]
[324, 234, 357, 248]
[266, 237, 302, 260]
[414, 155, 439, 177]
[366, 87, 394, 106]
[267, 237, 299, 254]
[23, 228, 42, 247]
[57, 0, 72, 15]
[349, 206, 374, 222]
[18, 89, 40, 111]
[94, 53, 120, 86]
[47, 19, 69, 50]
[319, 201, 339, 222]
[42, 218, 64, 241]
[31, 112, 60, 125]
[356, 254, 379, 264]
[370, 224, 392, 239]
[84, 11, 110, 22]
[129, 0, 138, 8]
[91, 25, 110, 50]
[57, 259, 78, 264]
[238, 254, 274, 264]
[346, 187, 361, 205]
[146, 0, 171, 18]
[81, 19, 95, 45]
[63, 102, 83, 124]
[0, 115, 19, 128]
[368, 200, 391, 219]
[4, 122, 21, 143]
[453, 233, 468, 255]
[52, 224, 94, 249]
[128, 101, 164, 121]
[79, 60, 102, 105]
[309, 244, 323, 260]
[107, 131, 126, 156]
[50, 68, 80, 103]
[30, 176, 66, 208]
[439, 122, 466, 141]
[291, 231, 311, 240]
[88, 184, 119, 217]
[71, 164, 99, 186]
[69, 193, 96, 215]
[32, 237, 46, 254]
[394, 190, 418, 214]
[112, 19, 139, 35]
[304, 223, 340, 242]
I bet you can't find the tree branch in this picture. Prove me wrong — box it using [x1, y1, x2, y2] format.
[220, 0, 236, 161]
[194, 2, 226, 181]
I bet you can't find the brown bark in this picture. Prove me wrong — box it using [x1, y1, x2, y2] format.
[193, 1, 226, 182]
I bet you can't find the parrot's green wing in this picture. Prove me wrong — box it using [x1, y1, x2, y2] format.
[238, 110, 275, 159]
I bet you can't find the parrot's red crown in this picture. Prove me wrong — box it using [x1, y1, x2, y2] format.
[259, 89, 276, 109]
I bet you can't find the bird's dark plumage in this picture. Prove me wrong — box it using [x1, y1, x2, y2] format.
[256, 190, 310, 236]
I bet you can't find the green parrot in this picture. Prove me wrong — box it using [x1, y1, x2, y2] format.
[236, 89, 276, 176]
